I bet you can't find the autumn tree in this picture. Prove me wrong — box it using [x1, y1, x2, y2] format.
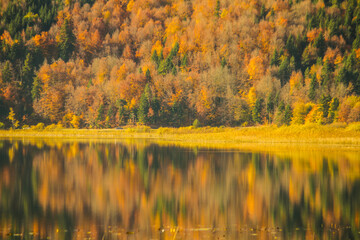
[7, 107, 19, 129]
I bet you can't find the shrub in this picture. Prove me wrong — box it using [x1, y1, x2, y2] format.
[22, 125, 30, 129]
[31, 123, 45, 130]
[346, 123, 360, 132]
[292, 102, 313, 125]
[348, 102, 360, 123]
[0, 122, 4, 129]
[192, 119, 201, 128]
[45, 124, 57, 130]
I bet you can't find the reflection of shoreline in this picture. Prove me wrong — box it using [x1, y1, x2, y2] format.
[2, 135, 360, 154]
[0, 140, 359, 239]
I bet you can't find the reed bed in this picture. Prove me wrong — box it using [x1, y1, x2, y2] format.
[1, 123, 360, 146]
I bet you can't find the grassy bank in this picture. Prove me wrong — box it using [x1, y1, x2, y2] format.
[1, 123, 360, 146]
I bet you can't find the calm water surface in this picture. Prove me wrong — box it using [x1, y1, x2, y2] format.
[0, 138, 359, 239]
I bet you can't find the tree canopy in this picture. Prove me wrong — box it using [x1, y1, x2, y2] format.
[1, 0, 360, 128]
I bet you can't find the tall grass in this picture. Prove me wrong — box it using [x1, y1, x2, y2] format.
[1, 123, 360, 146]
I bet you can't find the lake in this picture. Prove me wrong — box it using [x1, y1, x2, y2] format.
[0, 138, 359, 239]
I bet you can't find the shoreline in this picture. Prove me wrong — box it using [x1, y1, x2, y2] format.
[1, 124, 360, 148]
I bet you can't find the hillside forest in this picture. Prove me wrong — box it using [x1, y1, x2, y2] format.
[1, 0, 360, 128]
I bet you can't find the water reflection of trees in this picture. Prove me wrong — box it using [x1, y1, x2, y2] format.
[0, 140, 359, 239]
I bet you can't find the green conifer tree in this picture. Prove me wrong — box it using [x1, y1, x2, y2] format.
[328, 97, 339, 123]
[284, 104, 293, 126]
[252, 98, 264, 124]
[278, 56, 291, 86]
[320, 94, 332, 119]
[309, 74, 318, 101]
[2, 61, 13, 83]
[138, 84, 151, 124]
[151, 50, 160, 68]
[58, 18, 76, 61]
[270, 49, 280, 66]
[214, 0, 220, 17]
[21, 53, 34, 92]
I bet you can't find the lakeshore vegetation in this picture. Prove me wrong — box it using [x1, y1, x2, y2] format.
[1, 123, 360, 147]
[1, 0, 360, 129]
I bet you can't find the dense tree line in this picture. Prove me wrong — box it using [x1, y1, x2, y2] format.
[1, 0, 360, 128]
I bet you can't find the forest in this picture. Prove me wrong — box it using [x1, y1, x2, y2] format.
[1, 0, 360, 128]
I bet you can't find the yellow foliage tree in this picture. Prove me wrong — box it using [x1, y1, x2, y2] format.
[289, 72, 303, 95]
[291, 102, 313, 125]
[247, 56, 264, 81]
[247, 87, 257, 108]
[127, 0, 134, 12]
[71, 114, 81, 129]
[8, 107, 19, 129]
[305, 104, 323, 124]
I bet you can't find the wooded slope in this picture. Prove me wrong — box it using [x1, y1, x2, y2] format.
[1, 0, 360, 128]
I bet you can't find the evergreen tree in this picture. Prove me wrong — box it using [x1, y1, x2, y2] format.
[96, 104, 105, 127]
[181, 53, 188, 68]
[314, 32, 326, 58]
[158, 57, 173, 75]
[328, 97, 339, 123]
[2, 61, 13, 83]
[301, 45, 316, 72]
[252, 98, 264, 124]
[270, 49, 280, 66]
[145, 69, 151, 82]
[286, 35, 297, 59]
[337, 52, 360, 93]
[257, 4, 267, 22]
[278, 56, 291, 86]
[138, 84, 151, 124]
[320, 94, 332, 118]
[152, 51, 160, 68]
[321, 60, 331, 91]
[169, 42, 179, 59]
[309, 74, 318, 101]
[221, 57, 227, 68]
[352, 35, 360, 49]
[284, 104, 293, 126]
[31, 76, 42, 101]
[105, 104, 116, 127]
[58, 18, 76, 61]
[150, 96, 160, 125]
[172, 66, 177, 76]
[266, 93, 275, 123]
[170, 100, 184, 127]
[21, 53, 35, 92]
[336, 65, 347, 85]
[9, 38, 26, 63]
[116, 99, 128, 125]
[214, 0, 221, 17]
